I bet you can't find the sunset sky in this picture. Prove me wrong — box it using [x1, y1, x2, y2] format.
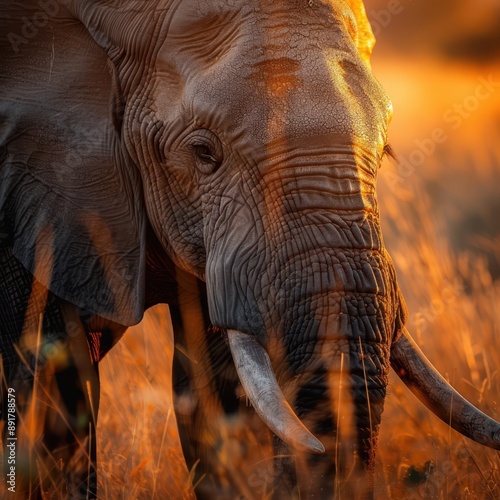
[364, 0, 500, 280]
[71, 3, 500, 497]
[369, 0, 500, 150]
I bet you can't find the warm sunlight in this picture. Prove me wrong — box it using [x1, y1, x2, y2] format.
[1, 0, 498, 498]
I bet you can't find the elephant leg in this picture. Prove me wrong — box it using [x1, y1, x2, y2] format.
[170, 274, 269, 499]
[0, 244, 99, 498]
[171, 306, 245, 498]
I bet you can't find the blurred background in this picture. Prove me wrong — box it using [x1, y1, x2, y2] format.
[369, 0, 500, 497]
[97, 1, 500, 498]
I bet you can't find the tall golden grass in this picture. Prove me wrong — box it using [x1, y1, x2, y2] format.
[94, 60, 500, 498]
[96, 307, 193, 499]
[1, 52, 498, 500]
[375, 157, 500, 498]
[93, 168, 500, 499]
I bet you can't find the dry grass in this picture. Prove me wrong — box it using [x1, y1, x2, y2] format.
[93, 153, 500, 499]
[95, 59, 500, 498]
[97, 307, 194, 499]
[1, 49, 498, 500]
[374, 155, 500, 499]
[371, 54, 500, 498]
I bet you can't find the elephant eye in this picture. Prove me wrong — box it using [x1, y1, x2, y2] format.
[195, 144, 217, 164]
[191, 142, 222, 174]
[184, 129, 223, 175]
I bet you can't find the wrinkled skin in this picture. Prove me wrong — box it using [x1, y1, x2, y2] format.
[0, 1, 498, 499]
[154, 2, 406, 497]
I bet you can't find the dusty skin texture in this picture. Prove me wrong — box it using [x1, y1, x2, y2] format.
[0, 0, 499, 498]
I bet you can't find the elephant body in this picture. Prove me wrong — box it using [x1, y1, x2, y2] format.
[1, 1, 499, 498]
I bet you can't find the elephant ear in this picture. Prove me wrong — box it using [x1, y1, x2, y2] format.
[344, 0, 376, 66]
[0, 3, 145, 325]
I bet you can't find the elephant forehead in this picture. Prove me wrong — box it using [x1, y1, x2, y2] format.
[164, 0, 355, 81]
[160, 0, 390, 149]
[167, 0, 358, 81]
[185, 58, 389, 153]
[167, 0, 356, 40]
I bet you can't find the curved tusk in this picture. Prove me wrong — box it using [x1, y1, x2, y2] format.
[391, 327, 500, 449]
[227, 329, 325, 454]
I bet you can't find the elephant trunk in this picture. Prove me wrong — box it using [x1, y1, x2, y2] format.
[227, 293, 391, 457]
[227, 324, 500, 456]
[228, 325, 388, 496]
[207, 156, 500, 455]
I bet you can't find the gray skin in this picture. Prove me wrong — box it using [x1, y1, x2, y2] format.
[1, 0, 500, 498]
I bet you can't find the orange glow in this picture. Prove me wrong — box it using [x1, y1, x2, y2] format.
[1, 1, 499, 498]
[75, 8, 500, 500]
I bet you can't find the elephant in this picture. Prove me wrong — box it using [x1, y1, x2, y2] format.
[1, 0, 499, 498]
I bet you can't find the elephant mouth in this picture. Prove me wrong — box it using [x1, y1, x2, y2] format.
[227, 327, 500, 454]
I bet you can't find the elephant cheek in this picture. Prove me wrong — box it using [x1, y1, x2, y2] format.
[205, 268, 266, 337]
[204, 200, 268, 337]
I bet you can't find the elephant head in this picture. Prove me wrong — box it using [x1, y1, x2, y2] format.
[1, 0, 500, 497]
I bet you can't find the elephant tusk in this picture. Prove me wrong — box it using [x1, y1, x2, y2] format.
[227, 329, 325, 454]
[391, 327, 500, 449]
